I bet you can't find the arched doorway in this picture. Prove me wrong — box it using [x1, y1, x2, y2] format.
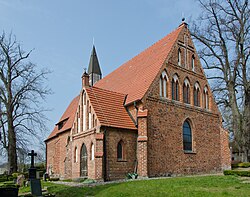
[80, 143, 88, 177]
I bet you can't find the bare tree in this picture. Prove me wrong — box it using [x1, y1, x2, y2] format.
[0, 32, 51, 173]
[191, 0, 250, 161]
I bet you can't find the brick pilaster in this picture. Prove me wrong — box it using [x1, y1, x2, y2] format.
[137, 109, 148, 177]
[95, 133, 104, 180]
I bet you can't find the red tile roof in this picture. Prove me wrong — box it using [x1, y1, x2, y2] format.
[46, 95, 79, 141]
[86, 86, 137, 130]
[47, 24, 185, 139]
[95, 25, 184, 105]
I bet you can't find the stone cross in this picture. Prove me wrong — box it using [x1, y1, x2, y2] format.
[28, 150, 37, 168]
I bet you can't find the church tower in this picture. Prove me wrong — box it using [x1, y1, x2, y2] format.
[88, 45, 102, 86]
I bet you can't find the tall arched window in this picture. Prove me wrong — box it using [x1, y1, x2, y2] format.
[159, 70, 168, 98]
[204, 86, 209, 109]
[159, 76, 163, 97]
[183, 79, 190, 104]
[194, 83, 200, 107]
[117, 140, 124, 160]
[74, 147, 78, 162]
[92, 114, 95, 128]
[183, 121, 192, 151]
[89, 106, 92, 129]
[191, 55, 195, 71]
[172, 75, 179, 101]
[90, 143, 94, 160]
[178, 48, 181, 66]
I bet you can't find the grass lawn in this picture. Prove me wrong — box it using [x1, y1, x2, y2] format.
[18, 175, 250, 197]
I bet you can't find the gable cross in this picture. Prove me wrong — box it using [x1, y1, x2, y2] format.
[28, 150, 37, 168]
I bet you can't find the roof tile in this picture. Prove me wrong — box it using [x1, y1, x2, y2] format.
[95, 25, 184, 105]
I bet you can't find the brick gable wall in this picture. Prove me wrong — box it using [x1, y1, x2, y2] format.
[139, 25, 230, 176]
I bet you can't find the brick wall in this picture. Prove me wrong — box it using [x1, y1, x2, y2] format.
[104, 127, 137, 180]
[220, 128, 231, 170]
[46, 130, 70, 178]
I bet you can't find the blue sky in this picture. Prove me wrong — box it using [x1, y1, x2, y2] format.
[0, 0, 201, 150]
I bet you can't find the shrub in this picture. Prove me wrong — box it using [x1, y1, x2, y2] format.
[224, 170, 250, 177]
[12, 173, 20, 179]
[238, 162, 250, 168]
[0, 183, 19, 189]
[231, 162, 250, 168]
[49, 177, 60, 181]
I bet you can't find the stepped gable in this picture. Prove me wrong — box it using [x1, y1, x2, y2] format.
[46, 95, 79, 141]
[85, 86, 136, 130]
[95, 24, 184, 105]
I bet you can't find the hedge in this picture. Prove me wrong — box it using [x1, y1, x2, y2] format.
[224, 170, 250, 177]
[231, 162, 250, 168]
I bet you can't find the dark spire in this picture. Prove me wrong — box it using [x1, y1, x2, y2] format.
[87, 45, 102, 75]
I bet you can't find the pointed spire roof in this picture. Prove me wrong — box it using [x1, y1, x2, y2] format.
[88, 45, 102, 75]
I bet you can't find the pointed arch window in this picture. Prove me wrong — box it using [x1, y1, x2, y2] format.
[183, 121, 192, 151]
[178, 48, 181, 66]
[194, 83, 200, 107]
[172, 75, 179, 101]
[117, 140, 124, 160]
[191, 55, 195, 71]
[89, 106, 92, 129]
[159, 70, 168, 98]
[74, 147, 78, 163]
[90, 143, 94, 160]
[204, 87, 209, 109]
[183, 79, 190, 104]
[159, 76, 163, 97]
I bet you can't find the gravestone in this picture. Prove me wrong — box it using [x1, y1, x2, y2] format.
[16, 174, 25, 187]
[28, 150, 37, 180]
[28, 150, 42, 197]
[30, 179, 42, 197]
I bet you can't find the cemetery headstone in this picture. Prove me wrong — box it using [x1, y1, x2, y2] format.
[16, 174, 25, 187]
[28, 150, 42, 196]
[28, 150, 37, 180]
[30, 179, 42, 196]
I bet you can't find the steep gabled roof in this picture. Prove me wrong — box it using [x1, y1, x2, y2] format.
[86, 86, 136, 130]
[95, 24, 184, 105]
[46, 95, 79, 141]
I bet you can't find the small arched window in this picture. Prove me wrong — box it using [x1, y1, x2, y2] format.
[89, 106, 92, 129]
[194, 83, 200, 107]
[204, 86, 209, 109]
[90, 143, 94, 160]
[159, 70, 168, 98]
[117, 140, 124, 160]
[172, 75, 179, 101]
[183, 121, 192, 151]
[183, 79, 190, 104]
[159, 76, 163, 97]
[77, 112, 80, 133]
[74, 147, 78, 163]
[178, 48, 181, 66]
[92, 114, 95, 128]
[191, 55, 195, 71]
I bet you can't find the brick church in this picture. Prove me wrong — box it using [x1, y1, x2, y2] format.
[45, 22, 231, 181]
